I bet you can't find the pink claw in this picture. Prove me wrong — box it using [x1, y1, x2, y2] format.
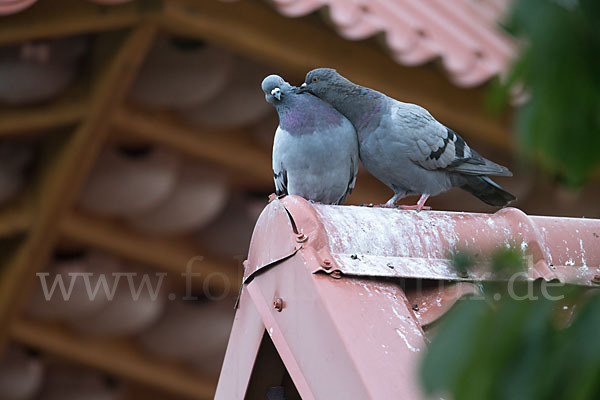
[398, 194, 431, 211]
[398, 204, 432, 211]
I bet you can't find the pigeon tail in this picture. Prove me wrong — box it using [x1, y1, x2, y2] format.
[460, 175, 516, 207]
[450, 154, 513, 177]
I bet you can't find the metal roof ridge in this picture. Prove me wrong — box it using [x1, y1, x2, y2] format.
[245, 196, 600, 287]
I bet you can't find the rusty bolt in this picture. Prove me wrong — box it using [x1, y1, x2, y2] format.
[330, 270, 342, 279]
[273, 298, 283, 312]
[296, 232, 308, 243]
[592, 275, 600, 285]
[321, 259, 332, 270]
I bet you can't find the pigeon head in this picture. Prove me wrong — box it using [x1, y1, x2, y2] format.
[300, 68, 345, 96]
[261, 74, 294, 105]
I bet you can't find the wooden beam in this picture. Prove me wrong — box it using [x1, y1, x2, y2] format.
[11, 318, 215, 400]
[60, 211, 242, 294]
[0, 88, 88, 136]
[0, 24, 158, 350]
[112, 108, 273, 188]
[0, 198, 31, 238]
[0, 0, 145, 45]
[161, 0, 513, 152]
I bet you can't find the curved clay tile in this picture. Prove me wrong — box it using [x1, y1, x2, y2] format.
[0, 36, 88, 105]
[266, 0, 516, 87]
[0, 0, 38, 16]
[127, 164, 229, 236]
[177, 56, 272, 128]
[78, 145, 181, 217]
[129, 35, 234, 109]
[0, 345, 44, 400]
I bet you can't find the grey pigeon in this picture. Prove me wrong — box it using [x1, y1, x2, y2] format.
[261, 74, 359, 205]
[300, 68, 515, 210]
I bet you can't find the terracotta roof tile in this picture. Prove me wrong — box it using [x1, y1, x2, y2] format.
[2, 0, 516, 86]
[266, 0, 517, 87]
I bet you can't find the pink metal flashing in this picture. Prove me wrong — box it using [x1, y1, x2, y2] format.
[218, 196, 600, 399]
[246, 196, 600, 286]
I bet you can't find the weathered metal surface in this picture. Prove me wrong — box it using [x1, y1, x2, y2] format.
[246, 252, 426, 400]
[405, 282, 482, 327]
[215, 288, 265, 400]
[307, 203, 600, 285]
[218, 195, 600, 399]
[244, 199, 299, 283]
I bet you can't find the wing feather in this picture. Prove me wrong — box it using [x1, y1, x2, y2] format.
[273, 169, 288, 196]
[392, 103, 511, 176]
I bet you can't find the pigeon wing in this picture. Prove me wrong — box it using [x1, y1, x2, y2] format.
[392, 103, 512, 177]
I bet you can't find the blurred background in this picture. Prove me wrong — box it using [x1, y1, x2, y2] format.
[0, 0, 597, 399]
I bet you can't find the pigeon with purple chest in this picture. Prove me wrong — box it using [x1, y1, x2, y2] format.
[300, 68, 516, 210]
[261, 74, 359, 205]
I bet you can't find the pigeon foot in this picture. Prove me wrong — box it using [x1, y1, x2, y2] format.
[398, 194, 431, 211]
[397, 204, 432, 211]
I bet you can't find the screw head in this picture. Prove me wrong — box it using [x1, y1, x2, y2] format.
[295, 233, 307, 243]
[273, 298, 283, 312]
[321, 259, 332, 270]
[330, 270, 342, 279]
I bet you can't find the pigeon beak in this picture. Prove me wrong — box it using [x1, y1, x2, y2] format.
[271, 88, 282, 100]
[297, 82, 308, 94]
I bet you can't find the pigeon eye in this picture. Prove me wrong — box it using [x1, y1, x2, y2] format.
[312, 77, 319, 82]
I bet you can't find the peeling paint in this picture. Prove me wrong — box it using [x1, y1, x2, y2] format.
[521, 241, 528, 253]
[395, 328, 421, 353]
[309, 204, 600, 286]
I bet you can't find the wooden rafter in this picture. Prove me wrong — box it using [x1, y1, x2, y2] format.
[0, 91, 88, 137]
[0, 0, 144, 45]
[0, 197, 31, 238]
[11, 318, 216, 400]
[60, 211, 242, 293]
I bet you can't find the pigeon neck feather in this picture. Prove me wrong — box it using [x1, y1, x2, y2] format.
[321, 80, 385, 134]
[276, 93, 343, 136]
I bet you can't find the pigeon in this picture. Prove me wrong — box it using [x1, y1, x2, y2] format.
[300, 68, 515, 210]
[261, 74, 359, 205]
